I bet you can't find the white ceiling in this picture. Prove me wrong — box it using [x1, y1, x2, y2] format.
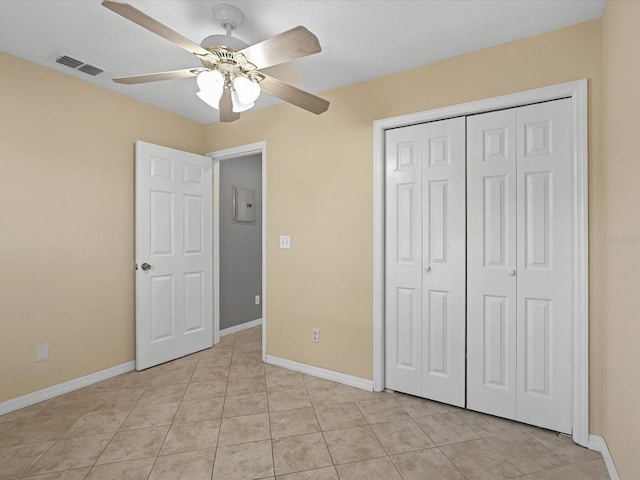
[0, 0, 606, 125]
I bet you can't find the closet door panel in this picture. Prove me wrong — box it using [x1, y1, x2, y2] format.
[385, 125, 423, 396]
[516, 99, 573, 433]
[467, 110, 518, 419]
[421, 117, 466, 407]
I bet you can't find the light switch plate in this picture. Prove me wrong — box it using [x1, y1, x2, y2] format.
[279, 235, 291, 249]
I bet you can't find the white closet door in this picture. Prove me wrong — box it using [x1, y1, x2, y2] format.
[516, 99, 573, 433]
[385, 119, 466, 406]
[467, 110, 518, 419]
[421, 117, 466, 407]
[385, 124, 423, 397]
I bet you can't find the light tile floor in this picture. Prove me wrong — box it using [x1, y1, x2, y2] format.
[0, 326, 608, 480]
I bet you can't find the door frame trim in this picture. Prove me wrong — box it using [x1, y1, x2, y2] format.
[208, 141, 267, 361]
[372, 79, 589, 446]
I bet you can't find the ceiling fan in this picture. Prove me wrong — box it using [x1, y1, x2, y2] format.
[101, 1, 330, 122]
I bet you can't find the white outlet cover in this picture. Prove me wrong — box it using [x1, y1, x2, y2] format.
[36, 344, 48, 362]
[279, 235, 291, 249]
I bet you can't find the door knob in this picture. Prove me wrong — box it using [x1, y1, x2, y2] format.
[509, 269, 516, 276]
[141, 263, 151, 271]
[424, 265, 431, 272]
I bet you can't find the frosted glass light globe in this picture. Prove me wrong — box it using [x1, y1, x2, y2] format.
[231, 90, 254, 112]
[233, 76, 261, 105]
[196, 70, 224, 109]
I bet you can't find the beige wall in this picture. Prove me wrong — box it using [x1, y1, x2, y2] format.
[204, 20, 605, 431]
[0, 52, 204, 402]
[601, 1, 640, 478]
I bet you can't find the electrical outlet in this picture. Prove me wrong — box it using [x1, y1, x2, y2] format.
[36, 344, 48, 362]
[255, 295, 261, 305]
[279, 235, 291, 249]
[312, 328, 320, 343]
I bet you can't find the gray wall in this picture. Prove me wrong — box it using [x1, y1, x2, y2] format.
[219, 154, 262, 330]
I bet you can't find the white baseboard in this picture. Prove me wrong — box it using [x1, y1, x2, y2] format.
[266, 354, 373, 392]
[0, 361, 135, 416]
[589, 434, 620, 480]
[220, 318, 262, 337]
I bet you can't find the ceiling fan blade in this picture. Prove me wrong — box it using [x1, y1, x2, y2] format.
[102, 1, 210, 57]
[112, 68, 204, 85]
[238, 26, 321, 70]
[259, 74, 329, 115]
[219, 89, 240, 123]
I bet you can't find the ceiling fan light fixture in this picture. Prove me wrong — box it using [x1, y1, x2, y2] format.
[196, 70, 224, 109]
[197, 69, 224, 91]
[102, 0, 330, 122]
[233, 75, 261, 104]
[231, 90, 254, 113]
[197, 89, 222, 109]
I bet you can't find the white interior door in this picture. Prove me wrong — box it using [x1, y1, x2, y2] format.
[136, 141, 213, 370]
[385, 118, 466, 406]
[385, 124, 423, 397]
[421, 117, 466, 407]
[467, 100, 573, 433]
[467, 109, 518, 419]
[515, 99, 573, 433]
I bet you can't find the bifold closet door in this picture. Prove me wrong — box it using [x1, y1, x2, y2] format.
[467, 99, 573, 433]
[467, 109, 518, 420]
[515, 100, 573, 433]
[385, 117, 466, 407]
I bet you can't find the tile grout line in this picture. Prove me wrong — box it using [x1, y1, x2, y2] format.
[266, 370, 277, 479]
[210, 348, 230, 480]
[21, 437, 60, 478]
[307, 383, 337, 474]
[144, 370, 193, 480]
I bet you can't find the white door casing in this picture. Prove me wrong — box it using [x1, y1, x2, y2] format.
[208, 141, 267, 361]
[385, 118, 466, 406]
[467, 109, 518, 419]
[136, 141, 213, 370]
[373, 80, 589, 446]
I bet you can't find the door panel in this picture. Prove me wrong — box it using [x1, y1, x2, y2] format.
[482, 175, 507, 267]
[467, 109, 517, 419]
[184, 195, 203, 254]
[516, 99, 573, 433]
[136, 141, 213, 370]
[421, 117, 466, 407]
[385, 125, 423, 396]
[426, 290, 448, 376]
[150, 275, 173, 341]
[385, 118, 466, 405]
[184, 272, 204, 332]
[483, 295, 508, 387]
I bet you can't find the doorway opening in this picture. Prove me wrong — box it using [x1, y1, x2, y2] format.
[209, 142, 267, 361]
